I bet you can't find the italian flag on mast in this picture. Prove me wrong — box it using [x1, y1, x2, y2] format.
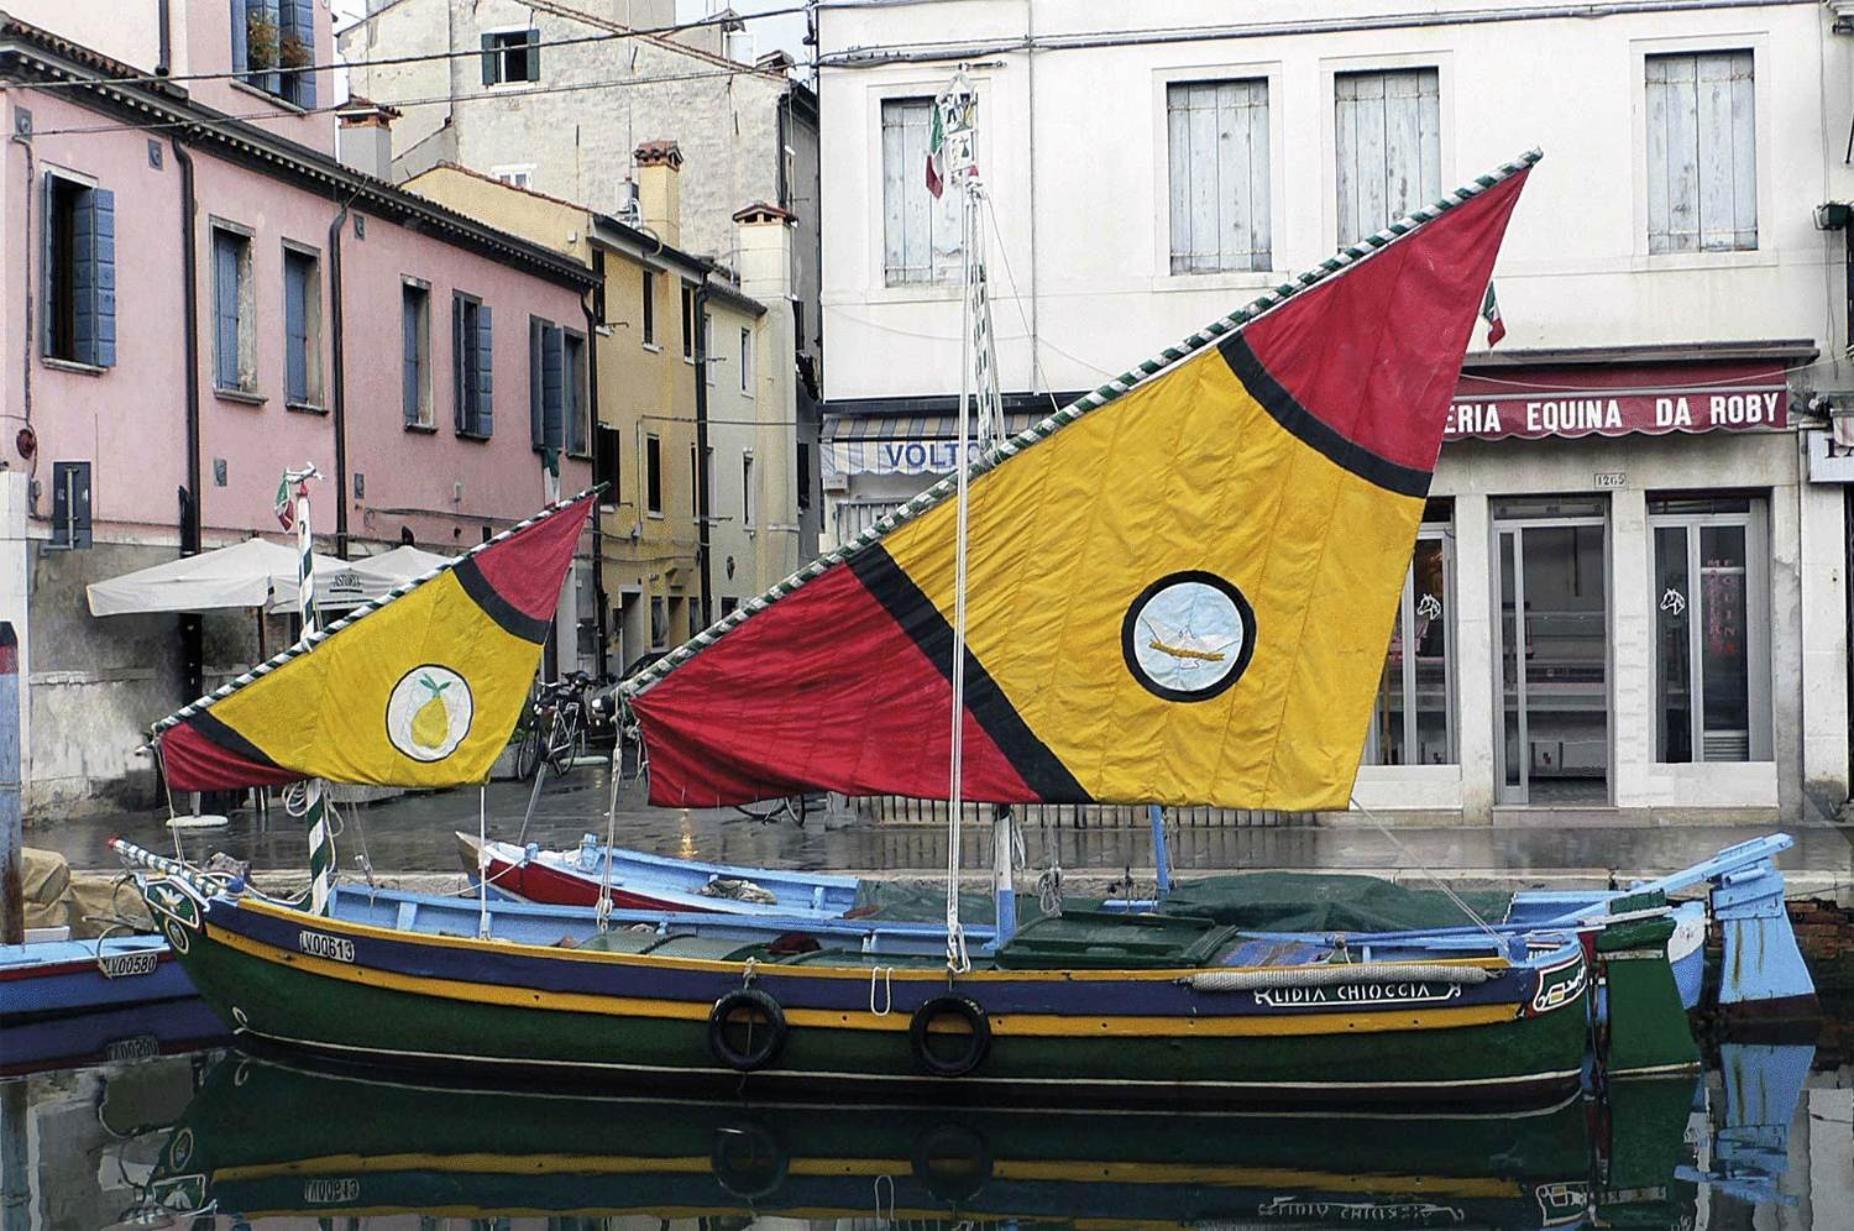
[925, 101, 946, 198]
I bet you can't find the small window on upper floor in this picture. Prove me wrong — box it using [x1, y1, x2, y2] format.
[641, 268, 657, 346]
[42, 171, 115, 369]
[739, 326, 753, 393]
[493, 165, 535, 190]
[1167, 79, 1271, 274]
[1334, 68, 1441, 246]
[402, 282, 433, 429]
[482, 28, 541, 86]
[232, 0, 317, 109]
[681, 285, 696, 361]
[453, 293, 494, 438]
[212, 226, 257, 395]
[1646, 51, 1757, 254]
[282, 245, 323, 409]
[881, 97, 962, 285]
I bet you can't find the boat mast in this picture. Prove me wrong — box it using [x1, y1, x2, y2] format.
[935, 71, 1020, 963]
[282, 463, 333, 915]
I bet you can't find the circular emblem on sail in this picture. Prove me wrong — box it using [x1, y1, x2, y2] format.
[1122, 571, 1256, 702]
[385, 666, 474, 761]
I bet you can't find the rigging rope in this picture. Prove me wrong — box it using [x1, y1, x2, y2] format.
[1349, 794, 1505, 949]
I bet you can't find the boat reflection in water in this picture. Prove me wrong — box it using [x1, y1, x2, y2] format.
[140, 1053, 1735, 1230]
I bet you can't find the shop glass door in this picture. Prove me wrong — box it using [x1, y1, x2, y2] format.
[1494, 499, 1610, 805]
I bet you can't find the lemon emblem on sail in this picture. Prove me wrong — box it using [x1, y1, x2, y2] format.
[387, 665, 474, 762]
[412, 674, 455, 749]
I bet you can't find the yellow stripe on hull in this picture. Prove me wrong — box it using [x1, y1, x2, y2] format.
[208, 922, 1522, 1039]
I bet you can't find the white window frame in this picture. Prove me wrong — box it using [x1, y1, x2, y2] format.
[481, 24, 540, 89]
[492, 163, 536, 190]
[1628, 34, 1772, 269]
[739, 325, 753, 392]
[1317, 53, 1453, 253]
[640, 267, 658, 349]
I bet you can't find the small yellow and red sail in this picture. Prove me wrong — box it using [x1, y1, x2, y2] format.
[628, 161, 1533, 812]
[156, 494, 593, 791]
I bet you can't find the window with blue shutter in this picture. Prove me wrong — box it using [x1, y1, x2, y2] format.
[542, 323, 564, 452]
[403, 283, 431, 427]
[564, 331, 588, 456]
[41, 174, 116, 369]
[280, 0, 316, 108]
[529, 317, 546, 448]
[283, 247, 319, 406]
[211, 228, 254, 393]
[474, 304, 494, 437]
[233, 0, 313, 106]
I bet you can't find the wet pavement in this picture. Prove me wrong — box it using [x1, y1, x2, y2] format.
[25, 763, 1854, 893]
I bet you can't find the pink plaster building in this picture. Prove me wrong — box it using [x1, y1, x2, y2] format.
[0, 7, 597, 816]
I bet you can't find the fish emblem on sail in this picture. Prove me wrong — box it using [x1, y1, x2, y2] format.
[624, 160, 1535, 811]
[154, 494, 593, 791]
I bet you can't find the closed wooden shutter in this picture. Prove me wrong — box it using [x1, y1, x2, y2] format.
[1167, 80, 1271, 274]
[1646, 51, 1756, 254]
[1335, 69, 1441, 246]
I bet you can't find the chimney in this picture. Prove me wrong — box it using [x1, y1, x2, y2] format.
[732, 201, 795, 303]
[634, 140, 684, 248]
[336, 97, 401, 181]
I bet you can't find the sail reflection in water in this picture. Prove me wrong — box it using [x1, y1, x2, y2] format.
[71, 1043, 1830, 1231]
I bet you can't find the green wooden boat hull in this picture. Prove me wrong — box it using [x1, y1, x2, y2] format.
[138, 876, 1597, 1104]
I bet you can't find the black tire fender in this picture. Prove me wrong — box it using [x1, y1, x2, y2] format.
[908, 994, 991, 1078]
[708, 987, 788, 1071]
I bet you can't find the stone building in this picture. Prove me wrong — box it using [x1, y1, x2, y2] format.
[340, 0, 822, 557]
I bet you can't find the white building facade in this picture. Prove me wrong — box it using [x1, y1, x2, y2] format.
[816, 0, 1854, 824]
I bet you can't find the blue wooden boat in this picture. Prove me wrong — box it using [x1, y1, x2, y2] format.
[0, 934, 196, 1021]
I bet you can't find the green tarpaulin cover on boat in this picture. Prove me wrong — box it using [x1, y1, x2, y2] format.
[1154, 874, 1512, 934]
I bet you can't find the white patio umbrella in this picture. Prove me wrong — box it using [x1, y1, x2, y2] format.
[347, 544, 451, 587]
[85, 537, 399, 618]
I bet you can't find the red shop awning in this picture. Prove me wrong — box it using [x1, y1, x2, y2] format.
[1446, 357, 1794, 441]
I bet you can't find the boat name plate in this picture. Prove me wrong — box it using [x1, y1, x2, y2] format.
[298, 930, 356, 963]
[1251, 981, 1462, 1009]
[1257, 1196, 1465, 1222]
[98, 950, 160, 979]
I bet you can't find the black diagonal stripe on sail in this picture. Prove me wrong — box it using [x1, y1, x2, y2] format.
[453, 557, 552, 643]
[1218, 333, 1433, 499]
[849, 545, 1088, 802]
[184, 711, 288, 775]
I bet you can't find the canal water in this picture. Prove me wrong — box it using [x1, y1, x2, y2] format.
[5, 1028, 1849, 1231]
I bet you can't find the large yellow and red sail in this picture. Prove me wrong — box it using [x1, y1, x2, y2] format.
[627, 159, 1534, 811]
[156, 494, 593, 791]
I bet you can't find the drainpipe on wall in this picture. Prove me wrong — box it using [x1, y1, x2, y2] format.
[172, 139, 203, 703]
[156, 0, 171, 76]
[583, 293, 608, 680]
[694, 282, 712, 630]
[327, 202, 350, 558]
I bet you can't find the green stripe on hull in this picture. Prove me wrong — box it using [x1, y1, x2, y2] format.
[178, 924, 1588, 1099]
